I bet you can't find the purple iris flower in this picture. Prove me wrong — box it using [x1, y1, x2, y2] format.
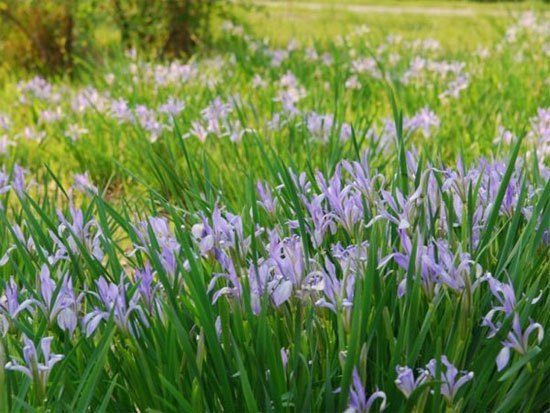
[0, 277, 34, 321]
[315, 258, 355, 314]
[192, 205, 250, 261]
[34, 265, 82, 336]
[342, 153, 384, 204]
[381, 231, 483, 298]
[426, 356, 474, 403]
[83, 276, 147, 337]
[394, 365, 430, 398]
[496, 314, 544, 371]
[5, 335, 64, 390]
[135, 264, 162, 315]
[50, 204, 104, 263]
[332, 242, 369, 278]
[316, 167, 363, 233]
[0, 167, 11, 195]
[12, 165, 29, 195]
[257, 180, 278, 215]
[207, 252, 243, 303]
[481, 275, 516, 337]
[300, 193, 336, 247]
[133, 216, 181, 279]
[248, 259, 293, 314]
[345, 368, 387, 413]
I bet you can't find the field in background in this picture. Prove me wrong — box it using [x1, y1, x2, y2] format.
[243, 0, 548, 48]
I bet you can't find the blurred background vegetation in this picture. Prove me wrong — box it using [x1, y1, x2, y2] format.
[0, 0, 547, 76]
[0, 0, 244, 75]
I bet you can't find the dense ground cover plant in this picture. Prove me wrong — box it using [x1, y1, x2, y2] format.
[0, 6, 548, 412]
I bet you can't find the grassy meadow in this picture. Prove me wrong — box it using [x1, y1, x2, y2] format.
[0, 1, 548, 412]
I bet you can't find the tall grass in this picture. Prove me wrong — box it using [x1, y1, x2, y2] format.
[0, 8, 548, 412]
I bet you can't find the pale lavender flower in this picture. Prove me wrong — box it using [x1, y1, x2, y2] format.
[426, 356, 474, 402]
[0, 113, 10, 131]
[395, 365, 429, 398]
[266, 113, 285, 131]
[202, 97, 231, 136]
[493, 126, 516, 145]
[315, 258, 355, 313]
[0, 135, 14, 154]
[268, 232, 305, 288]
[321, 52, 334, 66]
[110, 98, 133, 123]
[306, 112, 334, 142]
[257, 180, 277, 214]
[381, 231, 482, 298]
[300, 193, 336, 247]
[342, 153, 383, 203]
[0, 167, 11, 195]
[280, 347, 289, 370]
[268, 49, 289, 67]
[158, 96, 185, 116]
[135, 104, 164, 142]
[39, 107, 63, 123]
[72, 172, 98, 194]
[83, 276, 146, 337]
[440, 74, 469, 100]
[481, 275, 516, 337]
[226, 119, 253, 143]
[248, 259, 293, 314]
[5, 336, 64, 389]
[332, 242, 369, 277]
[133, 217, 181, 278]
[526, 107, 550, 163]
[135, 264, 162, 316]
[0, 277, 34, 319]
[188, 121, 209, 142]
[345, 368, 387, 413]
[351, 57, 381, 79]
[208, 253, 243, 303]
[496, 314, 544, 371]
[71, 86, 109, 113]
[192, 205, 249, 260]
[34, 265, 81, 335]
[50, 204, 104, 262]
[12, 165, 29, 195]
[345, 75, 361, 90]
[405, 107, 440, 138]
[17, 76, 53, 101]
[316, 167, 363, 233]
[21, 126, 46, 142]
[376, 187, 420, 231]
[65, 124, 88, 142]
[252, 74, 267, 89]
